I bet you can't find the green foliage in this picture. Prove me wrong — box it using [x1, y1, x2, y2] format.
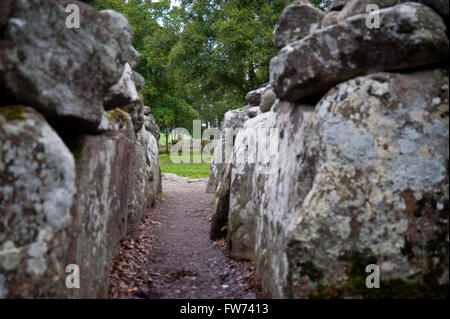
[169, 0, 291, 125]
[92, 0, 199, 133]
[92, 0, 291, 128]
[0, 105, 26, 120]
[91, 0, 329, 127]
[309, 0, 331, 11]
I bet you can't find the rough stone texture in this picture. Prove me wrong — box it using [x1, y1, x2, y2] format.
[0, 2, 161, 300]
[68, 129, 134, 298]
[321, 11, 340, 28]
[0, 106, 76, 298]
[144, 113, 160, 143]
[337, 0, 407, 22]
[226, 69, 449, 298]
[132, 71, 146, 91]
[270, 3, 449, 102]
[207, 106, 260, 194]
[123, 97, 145, 133]
[0, 1, 139, 132]
[337, 0, 449, 24]
[126, 141, 147, 240]
[137, 126, 160, 210]
[287, 69, 449, 299]
[274, 0, 324, 49]
[249, 101, 318, 298]
[228, 111, 275, 260]
[245, 84, 269, 106]
[99, 9, 140, 69]
[208, 107, 260, 239]
[260, 88, 277, 113]
[0, 105, 161, 299]
[104, 63, 140, 110]
[95, 108, 160, 241]
[104, 108, 145, 240]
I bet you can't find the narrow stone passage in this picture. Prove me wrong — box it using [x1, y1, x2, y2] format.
[109, 174, 257, 299]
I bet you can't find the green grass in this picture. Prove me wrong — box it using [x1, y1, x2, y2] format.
[159, 133, 193, 145]
[159, 152, 211, 179]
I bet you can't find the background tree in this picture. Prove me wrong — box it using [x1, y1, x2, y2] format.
[92, 0, 329, 130]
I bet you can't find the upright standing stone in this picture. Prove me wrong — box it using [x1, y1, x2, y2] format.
[0, 106, 76, 298]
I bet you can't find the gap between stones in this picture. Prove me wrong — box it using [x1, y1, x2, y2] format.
[109, 174, 258, 299]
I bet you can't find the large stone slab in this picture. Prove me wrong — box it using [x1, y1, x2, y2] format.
[0, 1, 139, 132]
[138, 126, 160, 205]
[252, 101, 318, 298]
[208, 106, 260, 239]
[103, 108, 159, 240]
[228, 111, 276, 260]
[236, 69, 449, 298]
[207, 106, 260, 194]
[105, 108, 145, 240]
[270, 3, 448, 102]
[286, 69, 449, 298]
[68, 130, 134, 298]
[0, 106, 76, 298]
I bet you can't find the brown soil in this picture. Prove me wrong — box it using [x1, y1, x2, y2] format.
[109, 174, 257, 299]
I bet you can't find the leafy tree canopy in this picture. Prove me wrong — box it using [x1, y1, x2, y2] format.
[92, 0, 328, 130]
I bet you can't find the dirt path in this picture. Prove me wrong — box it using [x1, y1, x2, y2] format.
[109, 174, 257, 299]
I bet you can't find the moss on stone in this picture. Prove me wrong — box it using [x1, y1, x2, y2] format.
[106, 108, 129, 126]
[299, 261, 324, 283]
[309, 286, 345, 299]
[329, 250, 448, 299]
[305, 249, 448, 299]
[0, 105, 27, 120]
